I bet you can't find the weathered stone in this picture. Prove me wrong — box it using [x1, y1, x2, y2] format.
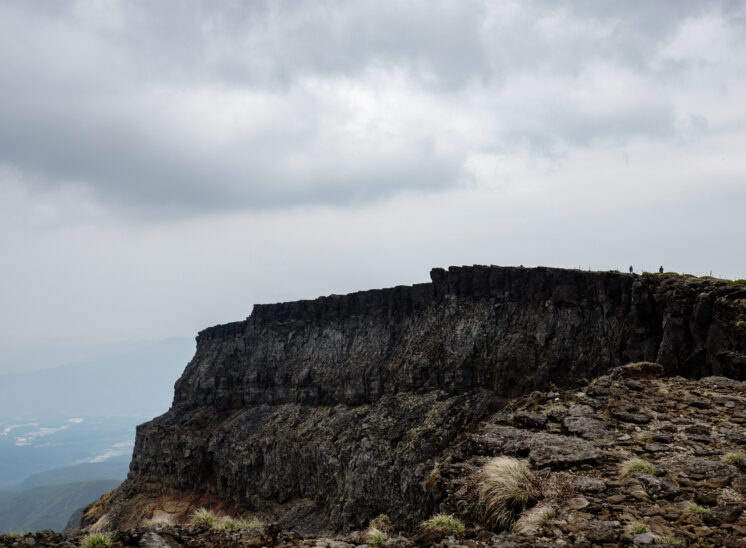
[635, 474, 680, 499]
[511, 412, 547, 429]
[139, 532, 174, 548]
[527, 434, 600, 469]
[703, 504, 745, 525]
[573, 477, 606, 493]
[684, 460, 735, 486]
[563, 416, 612, 440]
[634, 532, 656, 545]
[582, 520, 619, 543]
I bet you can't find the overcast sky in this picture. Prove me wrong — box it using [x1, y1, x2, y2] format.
[1, 0, 745, 371]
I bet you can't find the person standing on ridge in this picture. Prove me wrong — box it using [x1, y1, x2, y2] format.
[629, 265, 633, 274]
[659, 266, 664, 273]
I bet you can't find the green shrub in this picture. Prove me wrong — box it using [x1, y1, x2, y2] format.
[512, 503, 555, 534]
[367, 527, 388, 547]
[81, 532, 112, 548]
[619, 458, 657, 478]
[627, 521, 648, 534]
[421, 513, 465, 533]
[477, 456, 540, 529]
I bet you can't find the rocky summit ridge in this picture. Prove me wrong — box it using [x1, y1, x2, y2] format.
[5, 264, 744, 547]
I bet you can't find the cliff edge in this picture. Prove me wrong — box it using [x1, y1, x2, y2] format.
[84, 265, 746, 532]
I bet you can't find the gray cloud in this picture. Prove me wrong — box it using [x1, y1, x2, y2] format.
[1, 0, 744, 213]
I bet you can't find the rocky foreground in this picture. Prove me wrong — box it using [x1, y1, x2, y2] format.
[4, 363, 746, 547]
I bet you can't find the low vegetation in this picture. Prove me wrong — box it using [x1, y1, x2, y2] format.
[369, 514, 393, 534]
[619, 458, 657, 478]
[654, 534, 685, 545]
[188, 508, 262, 531]
[142, 515, 173, 528]
[81, 532, 112, 548]
[722, 452, 746, 466]
[366, 526, 388, 547]
[685, 503, 708, 515]
[421, 513, 465, 533]
[627, 521, 648, 534]
[190, 507, 218, 527]
[512, 503, 555, 534]
[477, 456, 540, 529]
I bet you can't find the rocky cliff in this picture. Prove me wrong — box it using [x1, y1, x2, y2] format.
[84, 266, 746, 533]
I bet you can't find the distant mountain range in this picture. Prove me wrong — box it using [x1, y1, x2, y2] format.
[0, 479, 121, 533]
[7, 457, 130, 492]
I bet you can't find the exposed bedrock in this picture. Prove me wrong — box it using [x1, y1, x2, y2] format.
[89, 266, 746, 531]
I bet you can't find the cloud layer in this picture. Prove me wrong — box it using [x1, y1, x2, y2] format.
[2, 1, 745, 213]
[1, 1, 745, 356]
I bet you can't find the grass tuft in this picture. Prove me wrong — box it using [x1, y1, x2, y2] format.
[477, 456, 540, 529]
[190, 507, 218, 527]
[627, 521, 648, 534]
[421, 513, 465, 533]
[369, 514, 393, 534]
[685, 503, 708, 515]
[235, 516, 263, 530]
[619, 458, 657, 478]
[512, 503, 556, 534]
[367, 527, 388, 547]
[81, 532, 112, 548]
[216, 516, 239, 531]
[722, 452, 746, 466]
[654, 534, 685, 545]
[142, 515, 173, 529]
[636, 432, 654, 442]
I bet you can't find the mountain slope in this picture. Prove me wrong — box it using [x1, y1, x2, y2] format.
[9, 457, 129, 492]
[0, 479, 120, 533]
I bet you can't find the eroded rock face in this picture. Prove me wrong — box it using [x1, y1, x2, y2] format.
[87, 266, 746, 531]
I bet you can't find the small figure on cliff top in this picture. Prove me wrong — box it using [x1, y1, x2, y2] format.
[659, 266, 664, 274]
[629, 265, 633, 274]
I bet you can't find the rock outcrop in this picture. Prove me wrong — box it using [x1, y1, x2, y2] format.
[84, 266, 746, 533]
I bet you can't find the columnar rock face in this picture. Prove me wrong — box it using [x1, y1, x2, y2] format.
[88, 266, 746, 531]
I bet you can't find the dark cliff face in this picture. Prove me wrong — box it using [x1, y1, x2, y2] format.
[89, 266, 746, 531]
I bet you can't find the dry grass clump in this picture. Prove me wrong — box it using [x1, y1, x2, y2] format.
[512, 503, 556, 534]
[217, 515, 262, 530]
[366, 527, 388, 547]
[369, 514, 393, 534]
[81, 532, 112, 548]
[421, 513, 465, 533]
[477, 456, 540, 529]
[142, 515, 174, 529]
[619, 458, 657, 479]
[189, 508, 262, 531]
